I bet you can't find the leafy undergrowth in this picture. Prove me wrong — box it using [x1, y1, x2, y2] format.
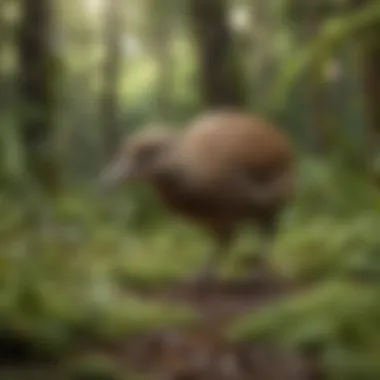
[113, 225, 263, 289]
[227, 280, 380, 379]
[226, 159, 380, 380]
[273, 212, 380, 282]
[0, 360, 150, 380]
[0, 157, 379, 379]
[0, 193, 199, 365]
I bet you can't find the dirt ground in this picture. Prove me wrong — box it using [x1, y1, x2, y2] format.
[100, 275, 323, 380]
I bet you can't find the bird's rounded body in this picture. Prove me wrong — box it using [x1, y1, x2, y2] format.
[150, 110, 294, 229]
[100, 109, 296, 281]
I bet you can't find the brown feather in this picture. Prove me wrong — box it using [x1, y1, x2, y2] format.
[152, 110, 294, 222]
[101, 110, 296, 281]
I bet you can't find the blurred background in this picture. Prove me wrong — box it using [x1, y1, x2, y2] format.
[0, 0, 380, 379]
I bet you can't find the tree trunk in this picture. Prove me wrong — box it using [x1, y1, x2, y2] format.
[344, 0, 380, 168]
[359, 13, 380, 159]
[288, 1, 336, 154]
[186, 0, 246, 109]
[100, 0, 124, 160]
[248, 0, 277, 107]
[18, 0, 61, 195]
[147, 0, 175, 120]
[0, 0, 9, 114]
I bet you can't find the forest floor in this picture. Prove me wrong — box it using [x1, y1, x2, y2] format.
[82, 269, 319, 380]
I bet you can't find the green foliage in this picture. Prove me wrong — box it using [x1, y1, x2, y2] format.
[228, 281, 380, 379]
[97, 158, 380, 380]
[66, 354, 124, 380]
[273, 158, 380, 280]
[228, 280, 379, 343]
[2, 0, 380, 379]
[0, 192, 197, 360]
[275, 214, 380, 281]
[267, 0, 380, 114]
[227, 158, 380, 379]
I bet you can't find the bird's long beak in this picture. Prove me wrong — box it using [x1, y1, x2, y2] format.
[97, 158, 133, 193]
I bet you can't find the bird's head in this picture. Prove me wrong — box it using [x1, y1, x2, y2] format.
[98, 124, 178, 191]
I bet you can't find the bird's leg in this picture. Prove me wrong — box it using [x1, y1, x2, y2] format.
[194, 225, 233, 285]
[254, 212, 279, 278]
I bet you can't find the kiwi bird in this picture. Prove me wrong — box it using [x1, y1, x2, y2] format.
[99, 110, 295, 282]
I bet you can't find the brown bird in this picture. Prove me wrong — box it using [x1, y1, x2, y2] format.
[99, 110, 295, 282]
